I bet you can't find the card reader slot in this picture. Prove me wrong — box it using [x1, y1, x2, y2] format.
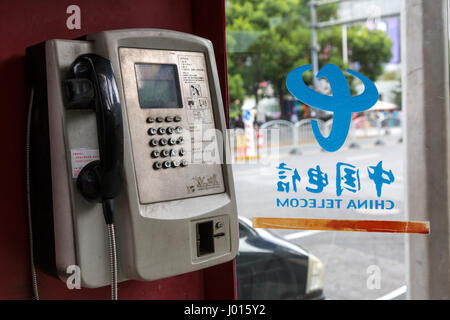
[196, 221, 215, 257]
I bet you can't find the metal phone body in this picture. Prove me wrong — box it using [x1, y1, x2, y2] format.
[43, 29, 238, 287]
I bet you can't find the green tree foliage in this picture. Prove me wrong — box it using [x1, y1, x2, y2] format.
[228, 73, 246, 115]
[318, 26, 393, 81]
[226, 0, 393, 118]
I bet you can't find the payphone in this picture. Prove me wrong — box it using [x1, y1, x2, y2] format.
[26, 29, 238, 297]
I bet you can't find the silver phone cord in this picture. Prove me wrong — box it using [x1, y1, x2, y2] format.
[26, 88, 39, 300]
[106, 222, 118, 300]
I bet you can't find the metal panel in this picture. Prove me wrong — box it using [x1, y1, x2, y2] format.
[119, 48, 225, 204]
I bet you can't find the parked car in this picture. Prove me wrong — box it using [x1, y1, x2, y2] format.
[236, 217, 325, 300]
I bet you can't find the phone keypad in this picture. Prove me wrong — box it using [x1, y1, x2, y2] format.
[149, 139, 158, 147]
[159, 138, 168, 146]
[166, 127, 174, 134]
[151, 150, 159, 158]
[161, 149, 170, 158]
[153, 162, 162, 170]
[147, 115, 187, 169]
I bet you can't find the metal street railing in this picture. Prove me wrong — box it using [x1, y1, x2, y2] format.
[231, 113, 403, 160]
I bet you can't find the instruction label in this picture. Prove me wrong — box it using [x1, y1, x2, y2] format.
[178, 55, 212, 124]
[70, 149, 99, 178]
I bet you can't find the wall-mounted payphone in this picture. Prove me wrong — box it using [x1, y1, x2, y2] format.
[26, 29, 238, 296]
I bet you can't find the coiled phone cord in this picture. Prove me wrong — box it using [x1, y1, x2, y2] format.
[26, 88, 40, 300]
[106, 223, 118, 300]
[103, 199, 118, 300]
[26, 88, 118, 300]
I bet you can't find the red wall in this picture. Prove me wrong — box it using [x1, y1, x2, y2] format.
[0, 0, 235, 299]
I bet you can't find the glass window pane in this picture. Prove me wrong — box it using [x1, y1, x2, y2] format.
[227, 0, 414, 300]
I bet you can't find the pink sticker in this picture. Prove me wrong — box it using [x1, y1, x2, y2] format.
[70, 149, 99, 178]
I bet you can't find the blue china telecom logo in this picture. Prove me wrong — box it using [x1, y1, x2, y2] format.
[286, 64, 379, 152]
[279, 64, 396, 212]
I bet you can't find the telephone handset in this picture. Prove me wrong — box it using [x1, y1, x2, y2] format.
[63, 55, 123, 223]
[61, 55, 123, 298]
[26, 29, 239, 291]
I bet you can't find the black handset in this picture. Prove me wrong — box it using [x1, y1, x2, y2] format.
[63, 54, 124, 211]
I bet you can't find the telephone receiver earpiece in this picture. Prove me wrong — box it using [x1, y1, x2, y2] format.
[76, 160, 102, 202]
[63, 54, 124, 203]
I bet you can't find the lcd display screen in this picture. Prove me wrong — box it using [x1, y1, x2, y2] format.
[135, 63, 182, 108]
